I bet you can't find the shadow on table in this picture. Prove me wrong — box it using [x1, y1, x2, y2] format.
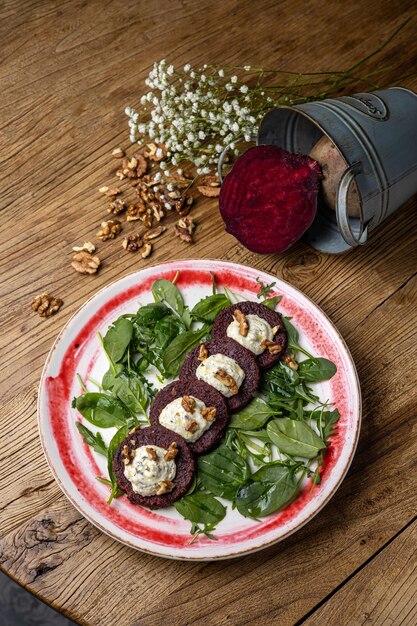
[0, 572, 78, 626]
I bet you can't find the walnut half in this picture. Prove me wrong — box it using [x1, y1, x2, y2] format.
[201, 406, 217, 421]
[233, 309, 249, 337]
[71, 251, 101, 274]
[261, 339, 282, 355]
[214, 369, 239, 395]
[164, 442, 178, 462]
[156, 480, 175, 495]
[31, 293, 63, 318]
[181, 395, 196, 413]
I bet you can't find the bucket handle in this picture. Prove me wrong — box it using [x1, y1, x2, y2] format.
[336, 164, 368, 247]
[217, 136, 257, 183]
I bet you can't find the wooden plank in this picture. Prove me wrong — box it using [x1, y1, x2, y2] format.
[302, 521, 417, 626]
[1, 0, 417, 624]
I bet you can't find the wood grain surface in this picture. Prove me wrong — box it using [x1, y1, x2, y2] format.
[1, 1, 417, 625]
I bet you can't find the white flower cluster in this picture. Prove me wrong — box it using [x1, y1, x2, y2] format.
[125, 60, 274, 174]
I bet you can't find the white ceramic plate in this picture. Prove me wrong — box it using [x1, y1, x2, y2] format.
[38, 259, 361, 560]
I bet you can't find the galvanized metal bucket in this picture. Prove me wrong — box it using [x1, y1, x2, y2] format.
[257, 87, 417, 253]
[218, 88, 417, 253]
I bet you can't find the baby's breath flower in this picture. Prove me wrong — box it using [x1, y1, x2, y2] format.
[231, 75, 238, 83]
[183, 63, 191, 72]
[240, 85, 249, 94]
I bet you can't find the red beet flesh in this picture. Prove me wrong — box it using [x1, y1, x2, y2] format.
[219, 145, 320, 254]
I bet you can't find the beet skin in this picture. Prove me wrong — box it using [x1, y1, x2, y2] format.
[219, 145, 320, 254]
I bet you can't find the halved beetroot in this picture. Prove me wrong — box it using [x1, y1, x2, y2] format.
[219, 145, 320, 254]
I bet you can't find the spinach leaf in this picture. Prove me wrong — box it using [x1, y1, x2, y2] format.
[174, 492, 226, 535]
[230, 397, 279, 430]
[162, 327, 208, 377]
[282, 316, 299, 345]
[267, 418, 326, 458]
[72, 393, 129, 428]
[102, 362, 124, 390]
[113, 374, 149, 418]
[191, 294, 231, 323]
[154, 316, 183, 351]
[103, 317, 133, 363]
[135, 302, 171, 325]
[152, 279, 184, 315]
[197, 444, 249, 499]
[75, 422, 107, 456]
[235, 463, 298, 518]
[107, 425, 129, 503]
[298, 358, 337, 382]
[261, 295, 282, 310]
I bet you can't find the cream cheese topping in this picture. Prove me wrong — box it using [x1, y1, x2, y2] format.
[196, 353, 245, 397]
[159, 396, 211, 442]
[227, 313, 273, 355]
[123, 445, 176, 496]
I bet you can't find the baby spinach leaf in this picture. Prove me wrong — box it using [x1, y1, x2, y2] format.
[112, 371, 150, 419]
[135, 302, 170, 325]
[197, 445, 249, 499]
[72, 393, 129, 428]
[152, 279, 184, 315]
[107, 424, 129, 503]
[103, 317, 133, 363]
[174, 492, 226, 528]
[230, 398, 279, 431]
[282, 316, 299, 345]
[102, 363, 124, 390]
[162, 327, 208, 377]
[261, 295, 282, 310]
[75, 422, 107, 456]
[267, 418, 326, 458]
[298, 358, 337, 382]
[235, 463, 298, 518]
[191, 293, 231, 323]
[154, 316, 183, 351]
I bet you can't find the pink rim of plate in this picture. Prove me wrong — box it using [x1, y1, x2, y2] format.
[38, 259, 361, 560]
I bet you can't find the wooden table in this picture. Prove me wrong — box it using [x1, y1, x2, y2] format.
[1, 1, 416, 624]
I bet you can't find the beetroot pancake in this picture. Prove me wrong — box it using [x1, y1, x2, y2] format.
[180, 338, 260, 412]
[149, 380, 229, 455]
[211, 301, 287, 369]
[113, 427, 195, 509]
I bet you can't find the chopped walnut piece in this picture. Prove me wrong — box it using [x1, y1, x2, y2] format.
[96, 220, 122, 241]
[128, 424, 141, 434]
[121, 157, 138, 179]
[175, 194, 194, 216]
[99, 186, 122, 196]
[31, 292, 63, 318]
[122, 234, 143, 252]
[283, 354, 299, 370]
[71, 251, 101, 274]
[185, 420, 199, 434]
[164, 442, 178, 462]
[156, 480, 175, 495]
[233, 309, 249, 337]
[116, 169, 126, 180]
[272, 325, 280, 335]
[174, 216, 195, 243]
[144, 142, 166, 161]
[126, 201, 146, 221]
[141, 212, 153, 229]
[215, 369, 238, 395]
[261, 339, 282, 355]
[197, 175, 221, 197]
[198, 344, 208, 361]
[181, 395, 196, 413]
[108, 198, 126, 215]
[72, 241, 96, 254]
[112, 147, 125, 159]
[151, 203, 165, 223]
[146, 446, 157, 461]
[143, 225, 166, 241]
[135, 153, 148, 177]
[122, 444, 131, 465]
[201, 406, 217, 421]
[140, 243, 152, 258]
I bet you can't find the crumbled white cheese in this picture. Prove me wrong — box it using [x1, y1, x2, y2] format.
[196, 353, 245, 397]
[124, 445, 176, 496]
[159, 396, 212, 442]
[227, 314, 273, 354]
